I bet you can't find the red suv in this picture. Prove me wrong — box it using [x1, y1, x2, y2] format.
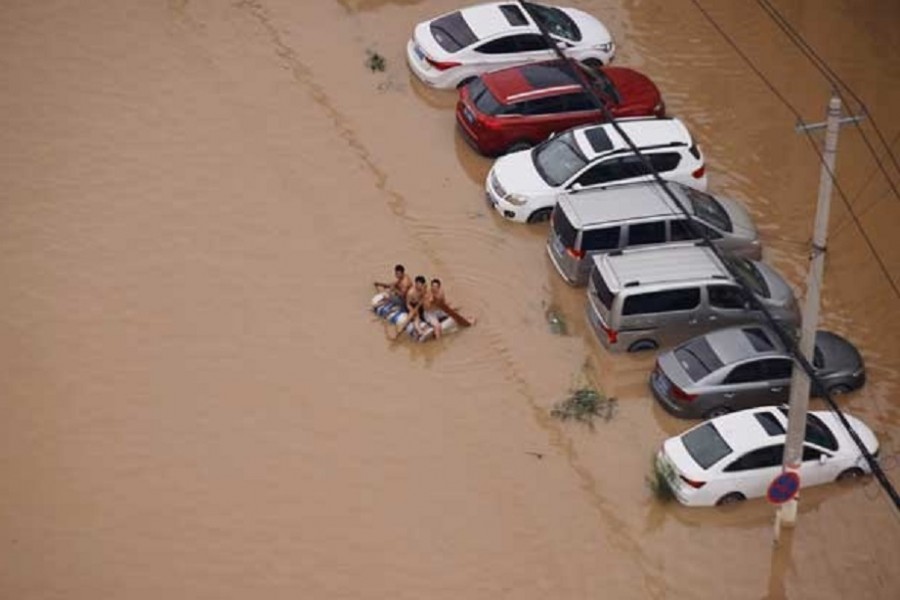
[456, 59, 665, 156]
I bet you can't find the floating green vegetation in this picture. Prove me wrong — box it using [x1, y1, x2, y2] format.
[365, 49, 386, 72]
[551, 387, 616, 429]
[647, 455, 677, 503]
[545, 304, 568, 335]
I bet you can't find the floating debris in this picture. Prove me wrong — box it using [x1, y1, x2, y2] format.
[647, 455, 677, 502]
[365, 49, 386, 72]
[550, 387, 616, 429]
[545, 305, 568, 335]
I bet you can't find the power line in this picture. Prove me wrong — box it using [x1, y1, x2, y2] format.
[520, 0, 900, 510]
[755, 0, 900, 206]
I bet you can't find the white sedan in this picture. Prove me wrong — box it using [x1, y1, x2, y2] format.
[657, 407, 879, 507]
[406, 1, 614, 89]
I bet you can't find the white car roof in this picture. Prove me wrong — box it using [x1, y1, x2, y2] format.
[460, 2, 536, 41]
[707, 407, 788, 456]
[573, 118, 694, 160]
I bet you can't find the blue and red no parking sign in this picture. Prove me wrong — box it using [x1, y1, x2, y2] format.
[767, 471, 801, 504]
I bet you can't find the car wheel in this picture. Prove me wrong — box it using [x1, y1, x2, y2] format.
[836, 467, 864, 482]
[716, 492, 746, 506]
[506, 141, 532, 154]
[527, 208, 553, 224]
[828, 384, 852, 396]
[627, 339, 658, 353]
[704, 406, 732, 419]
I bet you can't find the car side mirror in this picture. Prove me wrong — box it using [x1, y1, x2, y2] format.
[819, 454, 828, 465]
[570, 182, 583, 192]
[548, 131, 557, 140]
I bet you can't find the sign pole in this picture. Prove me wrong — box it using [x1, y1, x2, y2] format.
[775, 92, 864, 537]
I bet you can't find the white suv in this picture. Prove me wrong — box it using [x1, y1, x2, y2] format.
[485, 117, 708, 223]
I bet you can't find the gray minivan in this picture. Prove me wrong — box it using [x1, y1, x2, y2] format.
[547, 182, 761, 286]
[585, 244, 800, 353]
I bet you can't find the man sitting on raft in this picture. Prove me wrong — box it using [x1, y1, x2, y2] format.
[374, 264, 412, 308]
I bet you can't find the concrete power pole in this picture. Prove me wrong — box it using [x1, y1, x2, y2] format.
[776, 92, 864, 535]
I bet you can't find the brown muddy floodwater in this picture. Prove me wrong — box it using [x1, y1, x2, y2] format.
[1, 0, 899, 598]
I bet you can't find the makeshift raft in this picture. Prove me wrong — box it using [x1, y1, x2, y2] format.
[371, 293, 459, 342]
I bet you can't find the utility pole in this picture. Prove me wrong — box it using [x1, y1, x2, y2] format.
[775, 92, 865, 537]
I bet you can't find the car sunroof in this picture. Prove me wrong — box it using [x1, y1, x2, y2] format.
[500, 4, 528, 26]
[743, 327, 775, 352]
[585, 127, 613, 153]
[754, 412, 785, 436]
[520, 63, 577, 89]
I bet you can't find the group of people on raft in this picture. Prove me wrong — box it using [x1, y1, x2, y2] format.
[374, 264, 473, 339]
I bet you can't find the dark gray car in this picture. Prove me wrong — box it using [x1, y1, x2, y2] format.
[650, 325, 865, 419]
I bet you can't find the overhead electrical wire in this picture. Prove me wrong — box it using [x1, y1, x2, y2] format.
[518, 0, 900, 510]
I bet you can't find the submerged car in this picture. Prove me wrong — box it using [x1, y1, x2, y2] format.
[457, 59, 664, 155]
[486, 117, 706, 223]
[657, 406, 878, 506]
[651, 325, 866, 419]
[406, 2, 615, 89]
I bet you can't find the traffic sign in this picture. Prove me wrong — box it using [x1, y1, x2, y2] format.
[767, 471, 801, 504]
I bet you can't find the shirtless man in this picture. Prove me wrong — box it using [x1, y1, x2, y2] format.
[422, 278, 446, 338]
[400, 275, 429, 336]
[374, 264, 412, 308]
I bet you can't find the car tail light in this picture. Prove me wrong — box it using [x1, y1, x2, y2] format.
[692, 165, 706, 179]
[600, 322, 617, 344]
[426, 57, 461, 71]
[671, 385, 697, 402]
[679, 474, 706, 489]
[566, 247, 585, 259]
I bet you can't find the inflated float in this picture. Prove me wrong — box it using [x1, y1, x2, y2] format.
[371, 293, 459, 342]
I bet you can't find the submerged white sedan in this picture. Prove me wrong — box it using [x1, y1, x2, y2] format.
[657, 407, 879, 507]
[406, 1, 615, 89]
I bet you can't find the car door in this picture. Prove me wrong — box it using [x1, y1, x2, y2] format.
[706, 284, 751, 329]
[758, 358, 793, 406]
[720, 444, 785, 500]
[620, 287, 702, 347]
[715, 359, 769, 411]
[797, 445, 838, 487]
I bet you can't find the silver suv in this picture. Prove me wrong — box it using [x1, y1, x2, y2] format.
[547, 182, 761, 286]
[585, 244, 800, 353]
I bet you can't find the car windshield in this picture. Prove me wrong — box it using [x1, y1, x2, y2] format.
[430, 12, 478, 52]
[682, 422, 733, 469]
[552, 205, 578, 249]
[674, 337, 723, 382]
[685, 187, 732, 232]
[581, 65, 620, 105]
[533, 131, 588, 187]
[723, 256, 770, 298]
[805, 414, 839, 451]
[521, 1, 581, 41]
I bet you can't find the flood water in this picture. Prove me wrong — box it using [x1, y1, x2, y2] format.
[2, 0, 899, 598]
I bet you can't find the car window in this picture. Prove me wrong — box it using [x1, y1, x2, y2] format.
[513, 33, 552, 52]
[551, 206, 578, 249]
[627, 221, 666, 246]
[682, 422, 733, 469]
[649, 152, 682, 173]
[562, 92, 596, 112]
[590, 268, 615, 310]
[724, 444, 784, 472]
[521, 1, 582, 41]
[581, 226, 620, 251]
[522, 96, 568, 115]
[430, 12, 478, 52]
[622, 288, 700, 315]
[802, 446, 826, 462]
[761, 358, 793, 380]
[670, 219, 701, 242]
[475, 36, 519, 54]
[805, 414, 838, 451]
[708, 285, 746, 310]
[724, 360, 766, 384]
[674, 337, 724, 382]
[575, 156, 651, 187]
[467, 79, 506, 116]
[723, 256, 770, 298]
